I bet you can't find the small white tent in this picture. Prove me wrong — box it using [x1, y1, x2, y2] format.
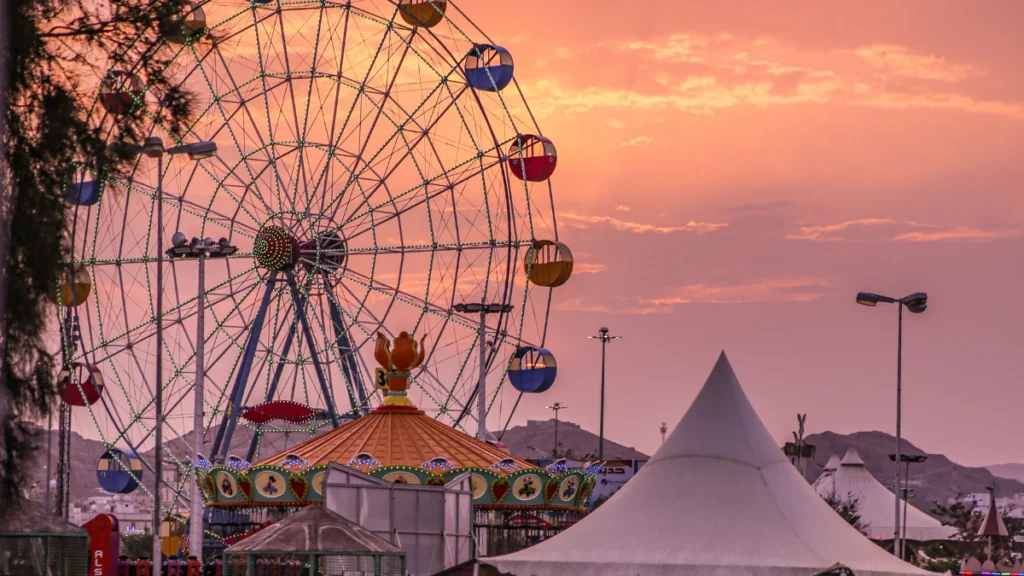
[483, 352, 931, 576]
[814, 449, 954, 542]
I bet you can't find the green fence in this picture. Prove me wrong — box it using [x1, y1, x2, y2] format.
[0, 532, 89, 575]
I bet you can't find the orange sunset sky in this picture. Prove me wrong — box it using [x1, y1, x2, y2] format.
[472, 0, 1024, 466]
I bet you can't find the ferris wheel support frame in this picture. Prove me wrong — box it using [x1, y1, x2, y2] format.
[209, 271, 278, 463]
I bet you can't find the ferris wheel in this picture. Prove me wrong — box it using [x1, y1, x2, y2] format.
[58, 0, 574, 506]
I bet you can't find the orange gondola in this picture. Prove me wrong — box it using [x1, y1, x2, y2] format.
[398, 0, 446, 28]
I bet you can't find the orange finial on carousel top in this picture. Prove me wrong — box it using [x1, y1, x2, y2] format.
[374, 331, 426, 408]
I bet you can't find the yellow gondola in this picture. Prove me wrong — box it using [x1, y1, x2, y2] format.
[49, 263, 92, 307]
[524, 240, 573, 288]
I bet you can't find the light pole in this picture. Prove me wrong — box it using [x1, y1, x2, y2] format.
[546, 402, 568, 456]
[587, 327, 622, 461]
[856, 291, 927, 558]
[111, 137, 216, 575]
[453, 301, 513, 440]
[889, 453, 927, 559]
[167, 234, 235, 563]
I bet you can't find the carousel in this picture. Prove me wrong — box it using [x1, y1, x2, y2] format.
[197, 331, 597, 554]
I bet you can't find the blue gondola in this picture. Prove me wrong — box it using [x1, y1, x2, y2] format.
[97, 449, 144, 494]
[64, 180, 101, 206]
[464, 44, 514, 92]
[507, 346, 557, 393]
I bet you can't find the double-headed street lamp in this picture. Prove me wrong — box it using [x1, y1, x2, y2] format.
[856, 291, 927, 558]
[587, 327, 622, 461]
[110, 137, 216, 573]
[453, 301, 513, 440]
[166, 235, 235, 564]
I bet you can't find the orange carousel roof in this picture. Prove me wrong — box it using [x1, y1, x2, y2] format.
[255, 405, 535, 473]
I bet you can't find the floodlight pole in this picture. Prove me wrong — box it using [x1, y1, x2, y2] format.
[588, 328, 622, 461]
[546, 403, 567, 456]
[477, 305, 487, 440]
[453, 301, 513, 440]
[154, 153, 164, 576]
[192, 249, 204, 562]
[894, 300, 903, 558]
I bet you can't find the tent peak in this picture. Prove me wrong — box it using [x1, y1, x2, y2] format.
[840, 448, 865, 466]
[823, 454, 842, 472]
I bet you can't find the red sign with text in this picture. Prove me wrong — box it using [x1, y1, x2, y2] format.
[84, 514, 120, 576]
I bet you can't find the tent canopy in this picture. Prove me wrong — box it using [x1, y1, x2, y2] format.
[814, 448, 955, 542]
[225, 505, 403, 555]
[483, 352, 932, 576]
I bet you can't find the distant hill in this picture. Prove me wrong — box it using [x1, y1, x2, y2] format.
[804, 431, 1024, 516]
[987, 463, 1024, 484]
[25, 422, 330, 505]
[498, 419, 649, 461]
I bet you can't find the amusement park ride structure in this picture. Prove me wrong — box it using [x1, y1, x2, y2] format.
[57, 0, 578, 561]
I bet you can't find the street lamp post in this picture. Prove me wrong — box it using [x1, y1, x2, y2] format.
[857, 291, 927, 558]
[111, 137, 216, 575]
[587, 327, 622, 461]
[166, 234, 235, 564]
[889, 453, 928, 559]
[546, 402, 568, 456]
[453, 301, 513, 440]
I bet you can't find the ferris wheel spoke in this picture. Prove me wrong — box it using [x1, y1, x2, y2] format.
[325, 82, 471, 224]
[250, 5, 290, 213]
[186, 45, 279, 223]
[305, 9, 415, 218]
[341, 152, 503, 241]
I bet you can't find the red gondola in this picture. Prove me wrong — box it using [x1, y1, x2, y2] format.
[58, 362, 104, 406]
[508, 134, 557, 182]
[241, 400, 317, 424]
[99, 71, 144, 116]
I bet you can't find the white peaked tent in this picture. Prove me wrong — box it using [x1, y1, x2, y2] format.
[483, 352, 931, 576]
[824, 455, 842, 472]
[814, 449, 955, 542]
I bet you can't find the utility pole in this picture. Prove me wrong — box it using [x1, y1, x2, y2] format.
[587, 327, 622, 460]
[453, 301, 513, 440]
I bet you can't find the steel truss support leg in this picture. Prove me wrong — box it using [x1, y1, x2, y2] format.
[323, 272, 367, 413]
[209, 271, 278, 463]
[285, 268, 340, 428]
[243, 322, 297, 463]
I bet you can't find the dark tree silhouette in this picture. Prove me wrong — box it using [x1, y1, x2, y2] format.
[823, 491, 870, 536]
[0, 0, 200, 509]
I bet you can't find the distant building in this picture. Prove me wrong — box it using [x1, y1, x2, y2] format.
[68, 493, 156, 534]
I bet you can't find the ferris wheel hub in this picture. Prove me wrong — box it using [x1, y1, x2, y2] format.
[255, 212, 347, 274]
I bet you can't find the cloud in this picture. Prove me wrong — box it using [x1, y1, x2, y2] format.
[520, 33, 1024, 121]
[572, 262, 608, 274]
[893, 227, 1022, 242]
[561, 212, 727, 235]
[852, 45, 975, 82]
[614, 205, 632, 212]
[606, 117, 626, 129]
[787, 218, 1021, 243]
[641, 277, 835, 305]
[619, 33, 715, 64]
[720, 200, 793, 214]
[554, 297, 670, 315]
[618, 135, 654, 148]
[786, 218, 932, 241]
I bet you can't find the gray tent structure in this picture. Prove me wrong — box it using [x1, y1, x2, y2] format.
[0, 501, 88, 575]
[224, 505, 407, 576]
